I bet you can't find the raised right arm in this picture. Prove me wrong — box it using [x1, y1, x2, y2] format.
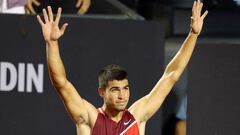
[37, 6, 97, 126]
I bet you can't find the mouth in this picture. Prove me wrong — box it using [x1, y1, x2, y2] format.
[116, 101, 127, 105]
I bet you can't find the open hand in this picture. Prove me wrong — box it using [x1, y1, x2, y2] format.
[191, 0, 208, 35]
[37, 6, 68, 43]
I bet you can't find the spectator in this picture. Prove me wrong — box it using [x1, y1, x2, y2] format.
[0, 0, 40, 14]
[175, 94, 187, 135]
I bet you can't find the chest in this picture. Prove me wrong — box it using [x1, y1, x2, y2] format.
[91, 111, 140, 135]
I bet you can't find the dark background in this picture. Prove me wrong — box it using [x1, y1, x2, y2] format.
[188, 43, 240, 135]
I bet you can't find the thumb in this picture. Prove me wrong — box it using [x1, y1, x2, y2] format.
[201, 10, 208, 20]
[60, 23, 68, 35]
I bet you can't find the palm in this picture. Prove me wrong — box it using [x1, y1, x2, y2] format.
[37, 7, 68, 42]
[43, 22, 62, 41]
[191, 0, 208, 35]
[192, 16, 203, 34]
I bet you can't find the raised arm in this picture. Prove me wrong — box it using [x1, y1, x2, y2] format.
[129, 0, 208, 122]
[37, 6, 97, 126]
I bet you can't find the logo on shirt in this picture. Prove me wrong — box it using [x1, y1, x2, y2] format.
[123, 119, 131, 125]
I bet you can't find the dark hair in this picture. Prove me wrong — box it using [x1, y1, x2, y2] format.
[98, 64, 128, 89]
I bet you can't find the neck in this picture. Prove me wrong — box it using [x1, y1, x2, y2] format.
[101, 105, 124, 122]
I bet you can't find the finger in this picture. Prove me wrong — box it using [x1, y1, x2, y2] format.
[43, 8, 49, 23]
[37, 15, 44, 26]
[192, 1, 197, 17]
[190, 16, 195, 26]
[78, 0, 90, 15]
[32, 0, 40, 6]
[196, 0, 201, 16]
[198, 1, 203, 17]
[47, 6, 54, 22]
[25, 7, 30, 14]
[190, 16, 193, 23]
[76, 0, 82, 8]
[24, 5, 30, 14]
[77, 8, 86, 15]
[199, 2, 203, 16]
[197, 0, 201, 5]
[191, 16, 195, 21]
[201, 10, 208, 20]
[60, 23, 68, 34]
[55, 7, 62, 24]
[27, 4, 36, 14]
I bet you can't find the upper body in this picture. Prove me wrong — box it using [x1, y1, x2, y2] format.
[36, 1, 207, 134]
[91, 108, 140, 135]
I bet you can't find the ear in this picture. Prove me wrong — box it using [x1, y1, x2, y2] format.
[98, 88, 105, 97]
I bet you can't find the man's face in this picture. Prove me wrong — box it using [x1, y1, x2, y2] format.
[102, 79, 130, 112]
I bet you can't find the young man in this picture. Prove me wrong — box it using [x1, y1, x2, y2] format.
[37, 0, 207, 134]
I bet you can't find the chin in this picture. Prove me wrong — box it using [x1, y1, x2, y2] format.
[116, 106, 126, 111]
[115, 108, 125, 112]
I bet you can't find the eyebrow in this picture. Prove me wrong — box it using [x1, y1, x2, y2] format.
[109, 87, 120, 91]
[109, 85, 130, 90]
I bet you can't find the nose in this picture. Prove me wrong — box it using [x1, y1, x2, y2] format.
[118, 90, 125, 99]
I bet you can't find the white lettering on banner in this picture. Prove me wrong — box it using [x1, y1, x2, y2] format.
[0, 62, 17, 91]
[26, 64, 44, 93]
[18, 63, 25, 92]
[0, 62, 44, 93]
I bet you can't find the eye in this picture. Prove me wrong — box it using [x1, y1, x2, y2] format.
[110, 88, 120, 92]
[124, 86, 129, 90]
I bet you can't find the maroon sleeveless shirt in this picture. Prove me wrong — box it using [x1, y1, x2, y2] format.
[91, 108, 140, 135]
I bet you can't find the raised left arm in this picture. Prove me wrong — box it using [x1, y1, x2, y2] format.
[129, 0, 208, 122]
